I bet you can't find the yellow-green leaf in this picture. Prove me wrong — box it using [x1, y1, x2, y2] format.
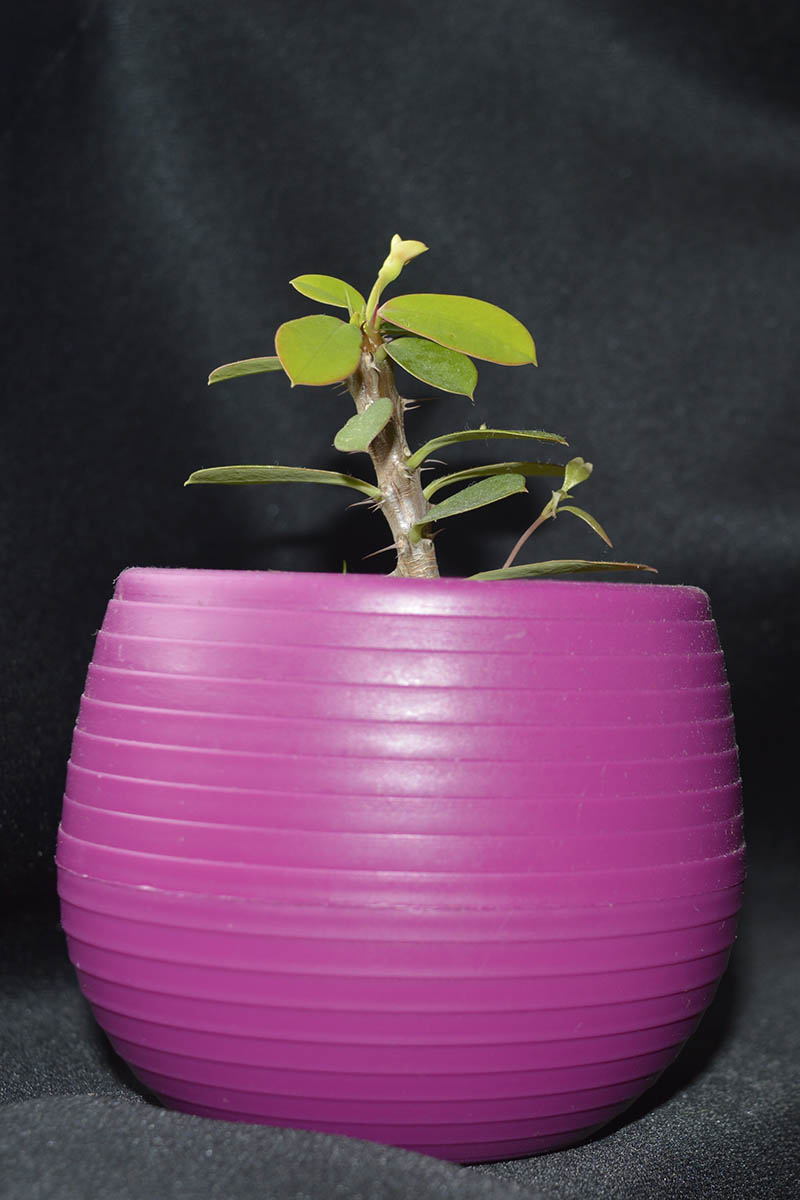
[410, 475, 527, 544]
[378, 294, 537, 365]
[424, 461, 564, 500]
[184, 464, 382, 499]
[290, 274, 365, 315]
[208, 357, 284, 385]
[334, 397, 393, 452]
[406, 427, 567, 473]
[275, 315, 362, 387]
[559, 504, 613, 546]
[469, 560, 658, 581]
[384, 337, 477, 398]
[562, 457, 593, 491]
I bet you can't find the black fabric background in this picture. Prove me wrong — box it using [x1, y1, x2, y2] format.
[1, 2, 798, 1197]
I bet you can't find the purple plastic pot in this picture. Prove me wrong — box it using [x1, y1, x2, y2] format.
[56, 568, 745, 1163]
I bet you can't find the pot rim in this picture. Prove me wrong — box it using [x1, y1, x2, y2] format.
[114, 567, 708, 622]
[106, 595, 715, 630]
[117, 566, 700, 593]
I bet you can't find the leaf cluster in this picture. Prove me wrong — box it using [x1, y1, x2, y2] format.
[187, 237, 654, 580]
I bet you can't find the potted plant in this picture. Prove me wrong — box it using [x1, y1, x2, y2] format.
[56, 237, 744, 1164]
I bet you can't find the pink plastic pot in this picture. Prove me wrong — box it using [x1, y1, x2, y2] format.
[56, 568, 745, 1163]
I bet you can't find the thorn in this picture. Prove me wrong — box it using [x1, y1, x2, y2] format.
[362, 542, 400, 560]
[347, 496, 383, 509]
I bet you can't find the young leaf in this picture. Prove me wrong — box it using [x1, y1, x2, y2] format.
[365, 235, 429, 325]
[334, 397, 393, 452]
[184, 464, 382, 499]
[290, 274, 365, 315]
[406, 426, 567, 472]
[208, 357, 284, 385]
[559, 504, 613, 547]
[378, 294, 537, 365]
[562, 456, 593, 491]
[469, 560, 658, 581]
[385, 236, 429, 271]
[384, 336, 477, 399]
[424, 460, 564, 499]
[410, 475, 527, 544]
[275, 314, 362, 386]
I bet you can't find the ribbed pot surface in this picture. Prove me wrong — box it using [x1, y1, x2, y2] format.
[57, 568, 745, 1163]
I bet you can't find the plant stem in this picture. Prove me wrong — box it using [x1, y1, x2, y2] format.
[347, 347, 439, 578]
[502, 500, 554, 569]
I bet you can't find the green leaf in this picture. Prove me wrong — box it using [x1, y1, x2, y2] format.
[290, 274, 365, 315]
[334, 397, 393, 452]
[406, 426, 567, 473]
[378, 294, 537, 365]
[384, 336, 477, 399]
[410, 475, 527, 544]
[424, 460, 564, 499]
[275, 315, 362, 386]
[380, 322, 414, 338]
[469, 559, 658, 581]
[559, 504, 613, 547]
[208, 357, 284, 385]
[184, 464, 382, 499]
[562, 456, 593, 491]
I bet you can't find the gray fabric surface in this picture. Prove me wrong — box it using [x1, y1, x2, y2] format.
[0, 1096, 531, 1200]
[3, 0, 799, 1195]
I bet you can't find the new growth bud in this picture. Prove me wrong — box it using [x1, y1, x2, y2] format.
[365, 235, 429, 326]
[551, 457, 593, 515]
[381, 235, 429, 283]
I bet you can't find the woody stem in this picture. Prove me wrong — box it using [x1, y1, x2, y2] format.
[347, 347, 439, 578]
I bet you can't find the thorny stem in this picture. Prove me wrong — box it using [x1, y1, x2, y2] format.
[347, 343, 439, 578]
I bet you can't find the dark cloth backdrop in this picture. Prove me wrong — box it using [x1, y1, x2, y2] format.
[2, 1, 798, 1197]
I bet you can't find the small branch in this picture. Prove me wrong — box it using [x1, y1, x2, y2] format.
[503, 501, 554, 570]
